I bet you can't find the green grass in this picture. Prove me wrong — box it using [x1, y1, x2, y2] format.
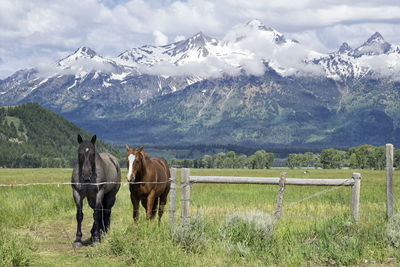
[0, 168, 399, 266]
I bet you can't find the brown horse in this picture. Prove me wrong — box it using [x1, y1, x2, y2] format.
[125, 145, 170, 222]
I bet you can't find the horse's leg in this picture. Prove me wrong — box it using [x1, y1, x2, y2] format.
[89, 190, 105, 243]
[145, 190, 156, 220]
[158, 189, 169, 223]
[72, 189, 84, 247]
[152, 197, 158, 218]
[87, 198, 97, 241]
[102, 191, 117, 233]
[141, 198, 147, 214]
[130, 193, 140, 221]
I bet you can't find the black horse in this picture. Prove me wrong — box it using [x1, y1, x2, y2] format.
[71, 134, 121, 247]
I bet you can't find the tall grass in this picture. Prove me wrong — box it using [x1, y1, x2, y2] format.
[0, 231, 34, 266]
[0, 168, 399, 265]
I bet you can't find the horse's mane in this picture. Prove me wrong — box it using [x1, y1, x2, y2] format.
[140, 151, 151, 165]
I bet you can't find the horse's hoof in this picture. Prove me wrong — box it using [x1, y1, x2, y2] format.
[91, 236, 101, 246]
[91, 240, 100, 247]
[72, 241, 83, 248]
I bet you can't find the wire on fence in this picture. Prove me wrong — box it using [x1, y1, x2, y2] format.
[0, 179, 173, 187]
[283, 178, 353, 210]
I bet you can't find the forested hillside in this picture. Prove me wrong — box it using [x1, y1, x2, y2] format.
[0, 103, 124, 167]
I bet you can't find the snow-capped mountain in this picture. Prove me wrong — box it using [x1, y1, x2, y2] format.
[116, 32, 223, 67]
[312, 31, 400, 81]
[352, 32, 392, 57]
[2, 19, 399, 101]
[2, 20, 400, 147]
[115, 19, 304, 78]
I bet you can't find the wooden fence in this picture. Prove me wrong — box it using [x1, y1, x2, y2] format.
[168, 168, 361, 225]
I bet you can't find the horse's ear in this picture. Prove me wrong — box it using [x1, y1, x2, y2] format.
[138, 145, 144, 152]
[125, 144, 130, 151]
[77, 134, 83, 144]
[91, 135, 97, 145]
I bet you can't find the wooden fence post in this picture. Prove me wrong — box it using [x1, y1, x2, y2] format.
[386, 144, 394, 219]
[274, 172, 286, 221]
[350, 172, 361, 223]
[168, 168, 177, 227]
[180, 168, 190, 223]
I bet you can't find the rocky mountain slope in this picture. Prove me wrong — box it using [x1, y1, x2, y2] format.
[1, 20, 400, 147]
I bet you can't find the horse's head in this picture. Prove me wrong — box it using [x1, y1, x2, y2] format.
[77, 134, 97, 182]
[125, 145, 144, 182]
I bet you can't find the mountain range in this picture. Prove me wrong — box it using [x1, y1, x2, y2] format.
[1, 19, 400, 147]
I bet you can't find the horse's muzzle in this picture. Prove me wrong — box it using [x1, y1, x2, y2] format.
[81, 172, 92, 182]
[126, 174, 134, 182]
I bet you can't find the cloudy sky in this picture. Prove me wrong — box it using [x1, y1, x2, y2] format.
[0, 0, 399, 78]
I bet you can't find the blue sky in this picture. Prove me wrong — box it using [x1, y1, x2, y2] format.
[0, 0, 399, 78]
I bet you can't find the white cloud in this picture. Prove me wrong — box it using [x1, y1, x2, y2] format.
[1, 0, 400, 78]
[153, 30, 168, 46]
[174, 35, 186, 42]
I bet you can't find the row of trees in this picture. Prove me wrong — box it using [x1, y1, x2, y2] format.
[169, 144, 400, 170]
[169, 150, 274, 169]
[286, 144, 400, 170]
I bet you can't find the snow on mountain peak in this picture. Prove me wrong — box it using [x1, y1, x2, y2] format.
[246, 19, 268, 30]
[11, 20, 400, 84]
[224, 20, 295, 48]
[366, 32, 385, 44]
[58, 46, 99, 66]
[75, 46, 97, 58]
[338, 42, 352, 54]
[352, 32, 392, 57]
[56, 46, 123, 78]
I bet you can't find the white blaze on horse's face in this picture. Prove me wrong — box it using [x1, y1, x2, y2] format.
[127, 154, 136, 182]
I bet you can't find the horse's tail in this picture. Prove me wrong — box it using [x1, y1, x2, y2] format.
[160, 158, 171, 180]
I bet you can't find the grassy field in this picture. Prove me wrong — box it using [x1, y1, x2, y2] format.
[0, 168, 399, 266]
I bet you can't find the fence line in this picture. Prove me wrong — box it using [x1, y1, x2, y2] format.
[169, 168, 362, 225]
[0, 179, 173, 187]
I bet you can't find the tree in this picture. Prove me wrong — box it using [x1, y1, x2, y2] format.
[304, 152, 314, 167]
[203, 155, 213, 168]
[248, 150, 274, 169]
[346, 144, 386, 170]
[213, 152, 226, 168]
[236, 155, 247, 168]
[320, 148, 345, 169]
[18, 122, 24, 133]
[286, 154, 300, 169]
[182, 159, 193, 168]
[9, 121, 18, 137]
[169, 158, 182, 167]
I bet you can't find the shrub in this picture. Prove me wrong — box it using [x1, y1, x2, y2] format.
[387, 212, 400, 248]
[220, 211, 274, 253]
[170, 216, 208, 253]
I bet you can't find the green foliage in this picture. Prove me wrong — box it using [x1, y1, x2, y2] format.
[169, 149, 273, 169]
[346, 144, 386, 170]
[0, 231, 34, 266]
[320, 148, 345, 169]
[247, 150, 274, 169]
[0, 103, 124, 168]
[168, 143, 396, 170]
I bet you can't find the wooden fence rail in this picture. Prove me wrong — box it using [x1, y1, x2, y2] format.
[168, 168, 361, 226]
